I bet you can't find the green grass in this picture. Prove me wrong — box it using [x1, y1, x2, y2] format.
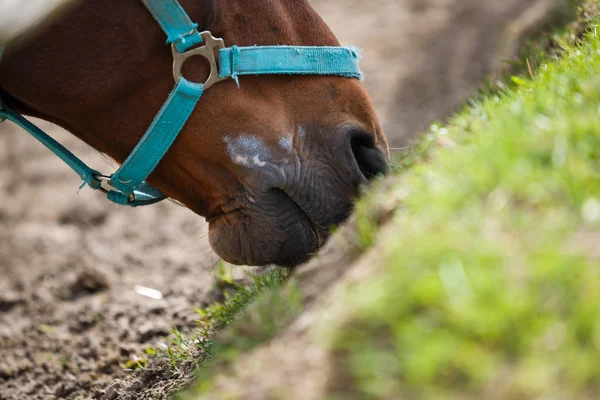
[325, 19, 600, 400]
[173, 268, 302, 399]
[176, 3, 600, 399]
[138, 265, 288, 378]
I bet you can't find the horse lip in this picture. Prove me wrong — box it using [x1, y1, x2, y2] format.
[206, 191, 322, 248]
[301, 206, 323, 248]
[205, 213, 220, 224]
[276, 189, 323, 248]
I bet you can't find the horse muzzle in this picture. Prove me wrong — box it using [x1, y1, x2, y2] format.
[207, 123, 389, 267]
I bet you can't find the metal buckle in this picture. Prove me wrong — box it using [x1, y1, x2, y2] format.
[92, 173, 136, 202]
[92, 173, 113, 195]
[172, 31, 228, 90]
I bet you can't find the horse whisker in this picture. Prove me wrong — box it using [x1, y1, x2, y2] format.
[182, 236, 210, 250]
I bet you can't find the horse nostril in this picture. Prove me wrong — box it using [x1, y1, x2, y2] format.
[350, 132, 389, 180]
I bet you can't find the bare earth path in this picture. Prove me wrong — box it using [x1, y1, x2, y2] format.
[0, 123, 220, 399]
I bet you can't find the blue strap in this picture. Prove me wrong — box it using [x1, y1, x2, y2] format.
[219, 46, 363, 80]
[0, 106, 103, 190]
[141, 0, 203, 52]
[0, 105, 171, 207]
[0, 79, 203, 207]
[109, 78, 204, 199]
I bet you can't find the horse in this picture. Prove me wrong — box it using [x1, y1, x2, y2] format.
[0, 0, 389, 267]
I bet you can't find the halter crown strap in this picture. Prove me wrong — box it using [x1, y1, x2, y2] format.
[0, 0, 364, 208]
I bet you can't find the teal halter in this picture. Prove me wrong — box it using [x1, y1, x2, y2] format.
[0, 0, 363, 207]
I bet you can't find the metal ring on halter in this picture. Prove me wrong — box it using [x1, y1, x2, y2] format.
[171, 31, 229, 90]
[92, 173, 112, 195]
[94, 173, 156, 204]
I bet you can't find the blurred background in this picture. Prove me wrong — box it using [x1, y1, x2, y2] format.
[312, 0, 570, 146]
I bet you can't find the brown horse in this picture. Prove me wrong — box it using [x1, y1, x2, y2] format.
[0, 0, 389, 267]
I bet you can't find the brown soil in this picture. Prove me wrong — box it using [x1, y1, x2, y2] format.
[0, 122, 222, 399]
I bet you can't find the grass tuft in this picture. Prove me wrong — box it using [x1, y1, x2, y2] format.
[141, 266, 289, 381]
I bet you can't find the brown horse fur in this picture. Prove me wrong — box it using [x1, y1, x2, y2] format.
[0, 0, 389, 266]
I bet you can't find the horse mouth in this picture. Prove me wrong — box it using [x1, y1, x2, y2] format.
[208, 188, 324, 267]
[271, 188, 325, 248]
[206, 125, 388, 267]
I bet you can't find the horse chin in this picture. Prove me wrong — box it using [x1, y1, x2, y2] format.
[208, 189, 321, 267]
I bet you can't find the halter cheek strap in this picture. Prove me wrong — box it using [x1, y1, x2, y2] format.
[0, 0, 363, 207]
[107, 78, 204, 205]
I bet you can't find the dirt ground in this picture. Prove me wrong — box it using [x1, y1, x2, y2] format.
[0, 0, 567, 399]
[0, 121, 230, 399]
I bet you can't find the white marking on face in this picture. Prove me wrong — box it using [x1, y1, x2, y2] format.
[253, 155, 267, 167]
[279, 134, 293, 152]
[235, 155, 249, 166]
[225, 135, 273, 169]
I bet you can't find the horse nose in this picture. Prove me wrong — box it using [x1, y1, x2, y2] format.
[341, 126, 389, 187]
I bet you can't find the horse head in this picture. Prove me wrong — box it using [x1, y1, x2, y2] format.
[0, 0, 389, 266]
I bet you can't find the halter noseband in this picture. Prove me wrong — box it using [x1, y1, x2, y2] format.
[0, 0, 363, 207]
